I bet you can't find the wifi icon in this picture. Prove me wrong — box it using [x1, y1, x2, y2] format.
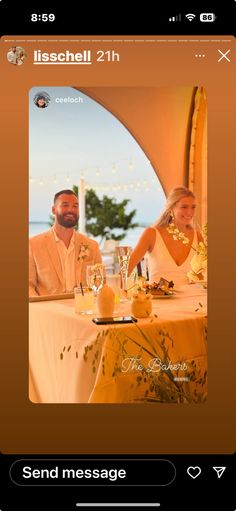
[185, 13, 196, 21]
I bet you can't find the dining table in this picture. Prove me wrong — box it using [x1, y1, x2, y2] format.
[29, 283, 207, 404]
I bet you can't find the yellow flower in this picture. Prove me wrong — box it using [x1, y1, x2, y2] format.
[190, 253, 207, 274]
[188, 224, 208, 282]
[166, 223, 189, 245]
[167, 221, 208, 283]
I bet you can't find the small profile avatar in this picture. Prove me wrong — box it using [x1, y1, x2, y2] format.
[7, 46, 26, 66]
[33, 91, 51, 109]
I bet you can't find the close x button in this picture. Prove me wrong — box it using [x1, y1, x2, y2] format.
[217, 49, 231, 62]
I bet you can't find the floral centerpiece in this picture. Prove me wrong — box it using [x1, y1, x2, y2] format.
[187, 224, 207, 282]
[187, 223, 207, 283]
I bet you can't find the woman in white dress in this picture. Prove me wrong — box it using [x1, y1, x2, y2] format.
[16, 50, 25, 66]
[128, 187, 203, 287]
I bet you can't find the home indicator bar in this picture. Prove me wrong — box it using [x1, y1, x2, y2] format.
[76, 504, 161, 508]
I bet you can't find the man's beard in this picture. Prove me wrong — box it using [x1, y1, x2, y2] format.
[56, 213, 79, 228]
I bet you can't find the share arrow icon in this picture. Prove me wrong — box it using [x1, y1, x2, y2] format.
[213, 467, 226, 479]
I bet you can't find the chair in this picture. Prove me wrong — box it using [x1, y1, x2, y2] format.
[137, 257, 149, 281]
[103, 239, 119, 252]
[102, 239, 119, 274]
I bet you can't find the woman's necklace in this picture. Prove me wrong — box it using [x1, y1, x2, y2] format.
[166, 222, 190, 245]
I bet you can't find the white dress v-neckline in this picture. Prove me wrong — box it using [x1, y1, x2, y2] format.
[156, 228, 195, 267]
[146, 228, 197, 286]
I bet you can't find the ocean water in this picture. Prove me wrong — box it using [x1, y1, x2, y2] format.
[29, 222, 149, 248]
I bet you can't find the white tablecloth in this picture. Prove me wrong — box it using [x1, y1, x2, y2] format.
[29, 284, 207, 403]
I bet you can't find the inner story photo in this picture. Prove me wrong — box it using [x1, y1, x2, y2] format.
[29, 86, 207, 404]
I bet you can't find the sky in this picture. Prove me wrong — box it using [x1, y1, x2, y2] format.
[29, 87, 166, 224]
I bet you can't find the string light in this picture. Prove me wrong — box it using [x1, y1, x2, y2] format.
[30, 176, 161, 192]
[30, 157, 154, 180]
[29, 156, 161, 194]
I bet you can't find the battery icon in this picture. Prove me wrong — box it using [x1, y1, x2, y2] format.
[200, 13, 216, 22]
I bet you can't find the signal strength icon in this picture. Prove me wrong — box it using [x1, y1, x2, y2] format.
[169, 14, 181, 22]
[185, 13, 196, 21]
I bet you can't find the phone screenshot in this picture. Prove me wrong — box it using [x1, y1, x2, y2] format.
[0, 2, 235, 509]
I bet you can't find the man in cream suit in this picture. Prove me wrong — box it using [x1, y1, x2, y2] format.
[29, 189, 102, 296]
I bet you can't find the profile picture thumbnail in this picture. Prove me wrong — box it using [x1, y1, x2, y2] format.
[33, 91, 51, 109]
[7, 46, 27, 66]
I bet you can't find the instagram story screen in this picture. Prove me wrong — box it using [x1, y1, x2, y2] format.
[0, 10, 235, 508]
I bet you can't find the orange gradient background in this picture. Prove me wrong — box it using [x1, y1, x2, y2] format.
[0, 35, 235, 454]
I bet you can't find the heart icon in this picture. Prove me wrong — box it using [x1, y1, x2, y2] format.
[187, 466, 201, 479]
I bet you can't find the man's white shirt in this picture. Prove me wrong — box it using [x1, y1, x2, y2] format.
[53, 228, 76, 292]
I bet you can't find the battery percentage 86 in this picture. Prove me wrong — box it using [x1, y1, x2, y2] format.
[200, 13, 216, 22]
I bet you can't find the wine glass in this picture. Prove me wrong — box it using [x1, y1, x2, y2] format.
[116, 246, 132, 292]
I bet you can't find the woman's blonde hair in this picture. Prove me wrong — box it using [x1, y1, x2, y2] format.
[155, 186, 196, 228]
